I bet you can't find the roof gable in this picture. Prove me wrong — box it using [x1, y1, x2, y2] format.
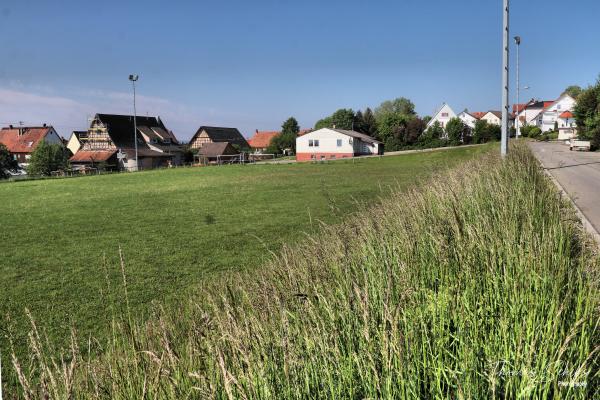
[191, 126, 249, 148]
[94, 114, 179, 148]
[198, 142, 238, 157]
[0, 126, 55, 153]
[427, 103, 456, 127]
[248, 131, 280, 148]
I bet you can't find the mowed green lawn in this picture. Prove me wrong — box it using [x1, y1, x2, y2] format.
[0, 146, 489, 353]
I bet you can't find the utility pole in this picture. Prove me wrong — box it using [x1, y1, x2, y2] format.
[514, 36, 521, 139]
[129, 74, 139, 171]
[501, 0, 510, 157]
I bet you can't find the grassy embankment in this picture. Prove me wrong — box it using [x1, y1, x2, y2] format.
[9, 144, 599, 398]
[0, 147, 489, 379]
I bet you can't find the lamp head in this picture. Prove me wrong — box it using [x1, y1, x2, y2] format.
[129, 74, 139, 81]
[514, 36, 521, 45]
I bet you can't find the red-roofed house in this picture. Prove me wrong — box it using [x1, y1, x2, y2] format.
[558, 110, 577, 140]
[531, 93, 577, 134]
[0, 124, 63, 166]
[247, 130, 280, 153]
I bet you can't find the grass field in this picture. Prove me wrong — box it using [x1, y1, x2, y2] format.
[9, 144, 599, 399]
[0, 146, 490, 362]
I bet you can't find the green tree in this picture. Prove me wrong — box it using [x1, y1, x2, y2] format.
[314, 116, 332, 130]
[281, 117, 300, 136]
[26, 141, 69, 176]
[473, 120, 490, 144]
[266, 117, 300, 154]
[419, 121, 445, 148]
[353, 110, 365, 133]
[445, 118, 466, 146]
[314, 109, 355, 130]
[377, 113, 408, 146]
[564, 85, 583, 99]
[0, 143, 18, 179]
[362, 107, 378, 137]
[374, 97, 416, 122]
[573, 78, 600, 148]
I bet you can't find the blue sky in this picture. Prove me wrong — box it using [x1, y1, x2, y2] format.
[0, 0, 598, 140]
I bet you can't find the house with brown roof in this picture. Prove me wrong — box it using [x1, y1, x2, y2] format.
[70, 114, 184, 171]
[480, 111, 503, 126]
[247, 130, 280, 153]
[195, 142, 240, 165]
[0, 124, 63, 166]
[189, 126, 249, 151]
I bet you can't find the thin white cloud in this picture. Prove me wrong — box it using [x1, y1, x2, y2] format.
[0, 86, 267, 141]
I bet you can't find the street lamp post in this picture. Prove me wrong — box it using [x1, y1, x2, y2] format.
[501, 0, 510, 157]
[514, 36, 521, 139]
[129, 74, 139, 171]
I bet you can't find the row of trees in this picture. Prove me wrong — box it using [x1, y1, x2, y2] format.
[313, 97, 502, 151]
[573, 78, 600, 148]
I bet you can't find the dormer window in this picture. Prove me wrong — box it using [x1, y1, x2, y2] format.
[27, 141, 34, 147]
[163, 138, 171, 144]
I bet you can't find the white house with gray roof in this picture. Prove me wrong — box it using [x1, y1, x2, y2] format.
[296, 128, 383, 162]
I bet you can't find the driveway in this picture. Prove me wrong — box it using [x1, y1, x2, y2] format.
[528, 141, 600, 238]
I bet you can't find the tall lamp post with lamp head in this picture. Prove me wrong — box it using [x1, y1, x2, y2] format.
[514, 35, 521, 138]
[129, 74, 139, 171]
[501, 0, 510, 156]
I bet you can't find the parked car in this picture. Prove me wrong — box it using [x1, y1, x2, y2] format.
[569, 140, 591, 151]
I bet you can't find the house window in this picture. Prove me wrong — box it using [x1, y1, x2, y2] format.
[311, 154, 316, 160]
[309, 139, 314, 147]
[25, 154, 31, 160]
[337, 139, 342, 147]
[314, 140, 319, 147]
[441, 113, 449, 117]
[330, 154, 336, 159]
[320, 155, 325, 160]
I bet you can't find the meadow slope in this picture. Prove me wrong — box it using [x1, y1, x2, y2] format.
[9, 144, 600, 398]
[0, 146, 489, 364]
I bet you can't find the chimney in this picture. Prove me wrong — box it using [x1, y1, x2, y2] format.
[9, 124, 13, 129]
[43, 123, 47, 127]
[256, 129, 258, 134]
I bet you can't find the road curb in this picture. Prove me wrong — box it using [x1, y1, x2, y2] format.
[538, 160, 600, 247]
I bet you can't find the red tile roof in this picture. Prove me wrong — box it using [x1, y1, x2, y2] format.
[559, 111, 574, 119]
[472, 112, 486, 119]
[512, 103, 528, 114]
[543, 101, 555, 108]
[70, 150, 116, 162]
[247, 131, 280, 149]
[0, 126, 53, 153]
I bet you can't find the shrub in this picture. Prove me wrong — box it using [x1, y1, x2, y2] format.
[26, 141, 69, 176]
[528, 126, 542, 139]
[0, 143, 18, 179]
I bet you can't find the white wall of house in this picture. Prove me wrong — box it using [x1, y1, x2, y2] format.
[537, 94, 576, 132]
[517, 107, 544, 128]
[296, 128, 355, 154]
[457, 112, 478, 129]
[66, 134, 81, 155]
[481, 112, 501, 126]
[426, 104, 456, 129]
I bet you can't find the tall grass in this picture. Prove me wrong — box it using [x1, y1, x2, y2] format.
[8, 144, 600, 399]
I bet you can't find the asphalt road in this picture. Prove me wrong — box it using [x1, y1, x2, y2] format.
[528, 141, 600, 237]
